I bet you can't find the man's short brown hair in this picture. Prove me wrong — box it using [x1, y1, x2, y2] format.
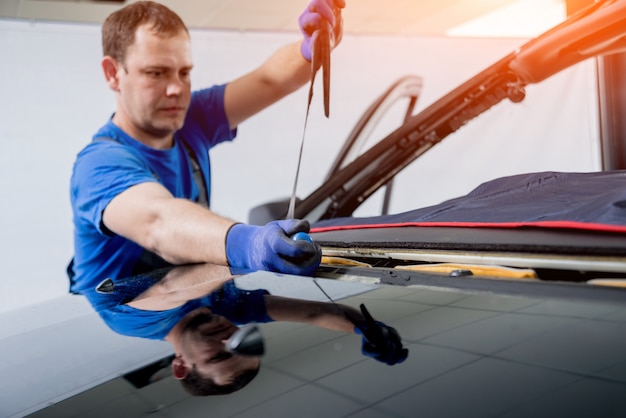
[180, 364, 260, 396]
[102, 1, 189, 63]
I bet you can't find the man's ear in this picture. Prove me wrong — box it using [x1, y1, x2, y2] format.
[171, 356, 189, 380]
[101, 56, 120, 92]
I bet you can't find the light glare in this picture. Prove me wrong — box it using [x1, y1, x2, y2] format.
[447, 0, 567, 38]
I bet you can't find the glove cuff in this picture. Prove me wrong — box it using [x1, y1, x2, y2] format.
[300, 40, 312, 62]
[225, 223, 259, 269]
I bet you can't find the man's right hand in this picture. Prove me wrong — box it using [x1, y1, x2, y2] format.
[225, 219, 321, 276]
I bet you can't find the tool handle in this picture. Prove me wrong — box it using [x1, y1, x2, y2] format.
[291, 231, 313, 242]
[311, 25, 332, 118]
[346, 304, 387, 348]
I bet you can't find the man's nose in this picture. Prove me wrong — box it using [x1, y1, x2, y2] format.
[166, 75, 186, 95]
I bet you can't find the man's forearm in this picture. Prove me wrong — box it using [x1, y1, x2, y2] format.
[144, 197, 236, 266]
[265, 295, 359, 333]
[128, 263, 234, 310]
[256, 41, 313, 94]
[103, 182, 235, 266]
[223, 41, 311, 129]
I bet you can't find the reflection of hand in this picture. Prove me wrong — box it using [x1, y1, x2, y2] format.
[351, 304, 409, 365]
[226, 219, 321, 276]
[299, 0, 345, 61]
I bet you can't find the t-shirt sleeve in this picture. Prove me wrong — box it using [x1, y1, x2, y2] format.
[205, 281, 273, 324]
[71, 141, 158, 235]
[182, 84, 237, 149]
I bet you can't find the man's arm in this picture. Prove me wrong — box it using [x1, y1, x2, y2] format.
[102, 181, 321, 275]
[264, 294, 409, 365]
[264, 294, 361, 333]
[103, 181, 234, 265]
[223, 0, 345, 129]
[127, 263, 234, 311]
[224, 42, 311, 130]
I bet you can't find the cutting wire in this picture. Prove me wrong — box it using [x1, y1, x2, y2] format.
[287, 23, 332, 220]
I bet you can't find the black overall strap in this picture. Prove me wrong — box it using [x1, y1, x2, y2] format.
[179, 137, 209, 206]
[94, 136, 208, 205]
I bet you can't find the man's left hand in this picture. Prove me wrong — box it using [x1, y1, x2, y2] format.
[299, 0, 346, 61]
[351, 304, 409, 366]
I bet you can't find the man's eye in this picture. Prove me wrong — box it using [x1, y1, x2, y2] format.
[146, 70, 163, 78]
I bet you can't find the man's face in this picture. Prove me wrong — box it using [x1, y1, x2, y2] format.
[178, 312, 260, 385]
[114, 24, 193, 144]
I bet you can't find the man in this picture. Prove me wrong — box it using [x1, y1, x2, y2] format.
[90, 263, 408, 396]
[69, 0, 345, 299]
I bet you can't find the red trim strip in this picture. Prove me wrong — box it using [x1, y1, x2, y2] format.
[310, 220, 626, 234]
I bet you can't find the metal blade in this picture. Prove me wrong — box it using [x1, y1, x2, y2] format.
[226, 325, 265, 356]
[287, 28, 331, 219]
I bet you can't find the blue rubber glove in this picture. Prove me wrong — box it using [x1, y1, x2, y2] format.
[226, 219, 321, 276]
[351, 304, 409, 366]
[299, 0, 345, 61]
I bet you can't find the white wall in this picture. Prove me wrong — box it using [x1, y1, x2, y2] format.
[0, 19, 600, 313]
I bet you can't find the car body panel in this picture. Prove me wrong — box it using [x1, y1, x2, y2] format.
[26, 271, 626, 418]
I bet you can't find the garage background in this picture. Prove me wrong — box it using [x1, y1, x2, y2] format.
[0, 0, 599, 312]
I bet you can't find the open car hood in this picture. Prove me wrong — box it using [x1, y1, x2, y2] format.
[290, 0, 626, 222]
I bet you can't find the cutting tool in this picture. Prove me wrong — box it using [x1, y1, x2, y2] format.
[287, 21, 333, 221]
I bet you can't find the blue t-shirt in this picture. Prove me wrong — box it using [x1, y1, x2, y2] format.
[97, 280, 273, 341]
[70, 85, 236, 297]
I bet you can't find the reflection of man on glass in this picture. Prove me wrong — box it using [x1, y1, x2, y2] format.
[167, 304, 262, 395]
[91, 264, 408, 396]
